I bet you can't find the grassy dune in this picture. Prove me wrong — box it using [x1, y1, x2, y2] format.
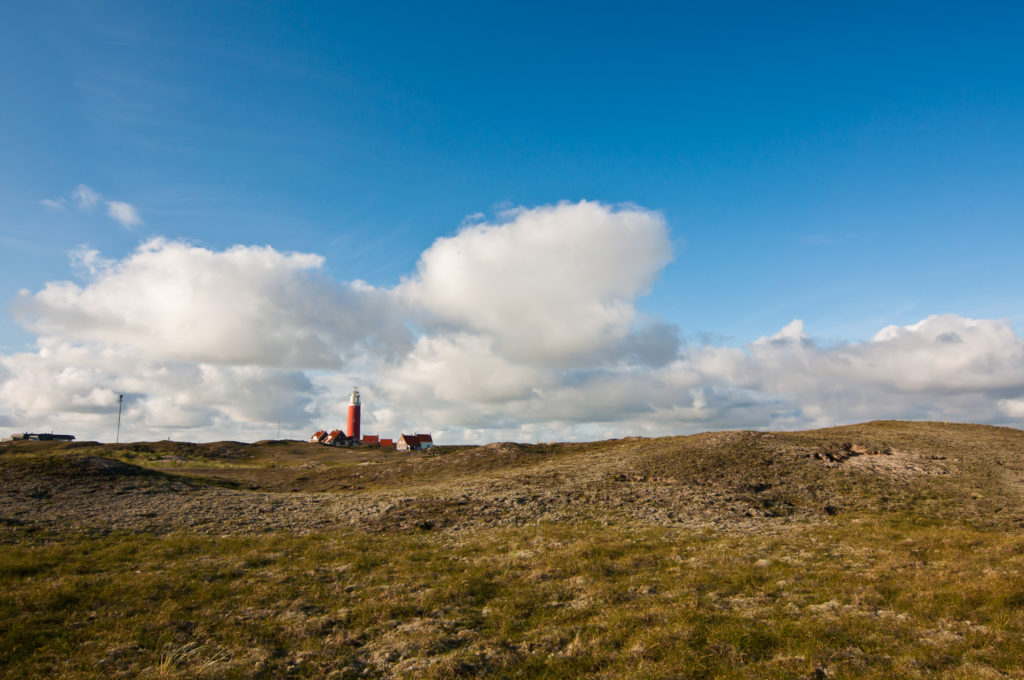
[2, 421, 1024, 678]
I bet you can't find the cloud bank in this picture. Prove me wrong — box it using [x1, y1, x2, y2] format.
[3, 201, 1023, 442]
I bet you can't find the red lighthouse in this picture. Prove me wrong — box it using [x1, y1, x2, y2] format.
[346, 387, 361, 441]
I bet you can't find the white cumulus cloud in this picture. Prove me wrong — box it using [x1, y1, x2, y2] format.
[12, 238, 412, 369]
[398, 201, 675, 364]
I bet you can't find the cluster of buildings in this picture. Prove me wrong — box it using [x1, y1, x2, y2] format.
[308, 388, 434, 451]
[2, 432, 76, 442]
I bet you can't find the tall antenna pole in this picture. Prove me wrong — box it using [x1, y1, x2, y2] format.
[116, 394, 124, 444]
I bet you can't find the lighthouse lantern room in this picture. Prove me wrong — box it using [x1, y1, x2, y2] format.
[346, 387, 361, 441]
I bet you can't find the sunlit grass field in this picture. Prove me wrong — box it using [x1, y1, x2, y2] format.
[4, 518, 1024, 678]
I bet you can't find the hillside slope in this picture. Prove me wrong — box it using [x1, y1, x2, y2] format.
[3, 420, 1023, 534]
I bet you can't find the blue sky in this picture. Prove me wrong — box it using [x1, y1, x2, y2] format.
[1, 2, 1023, 441]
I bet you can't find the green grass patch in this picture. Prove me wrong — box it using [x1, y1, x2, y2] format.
[2, 516, 1024, 678]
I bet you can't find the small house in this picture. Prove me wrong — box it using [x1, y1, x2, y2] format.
[397, 433, 434, 451]
[324, 429, 347, 446]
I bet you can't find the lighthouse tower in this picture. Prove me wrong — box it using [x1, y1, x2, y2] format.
[346, 387, 361, 441]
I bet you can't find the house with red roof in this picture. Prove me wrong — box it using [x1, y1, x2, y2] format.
[324, 429, 347, 445]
